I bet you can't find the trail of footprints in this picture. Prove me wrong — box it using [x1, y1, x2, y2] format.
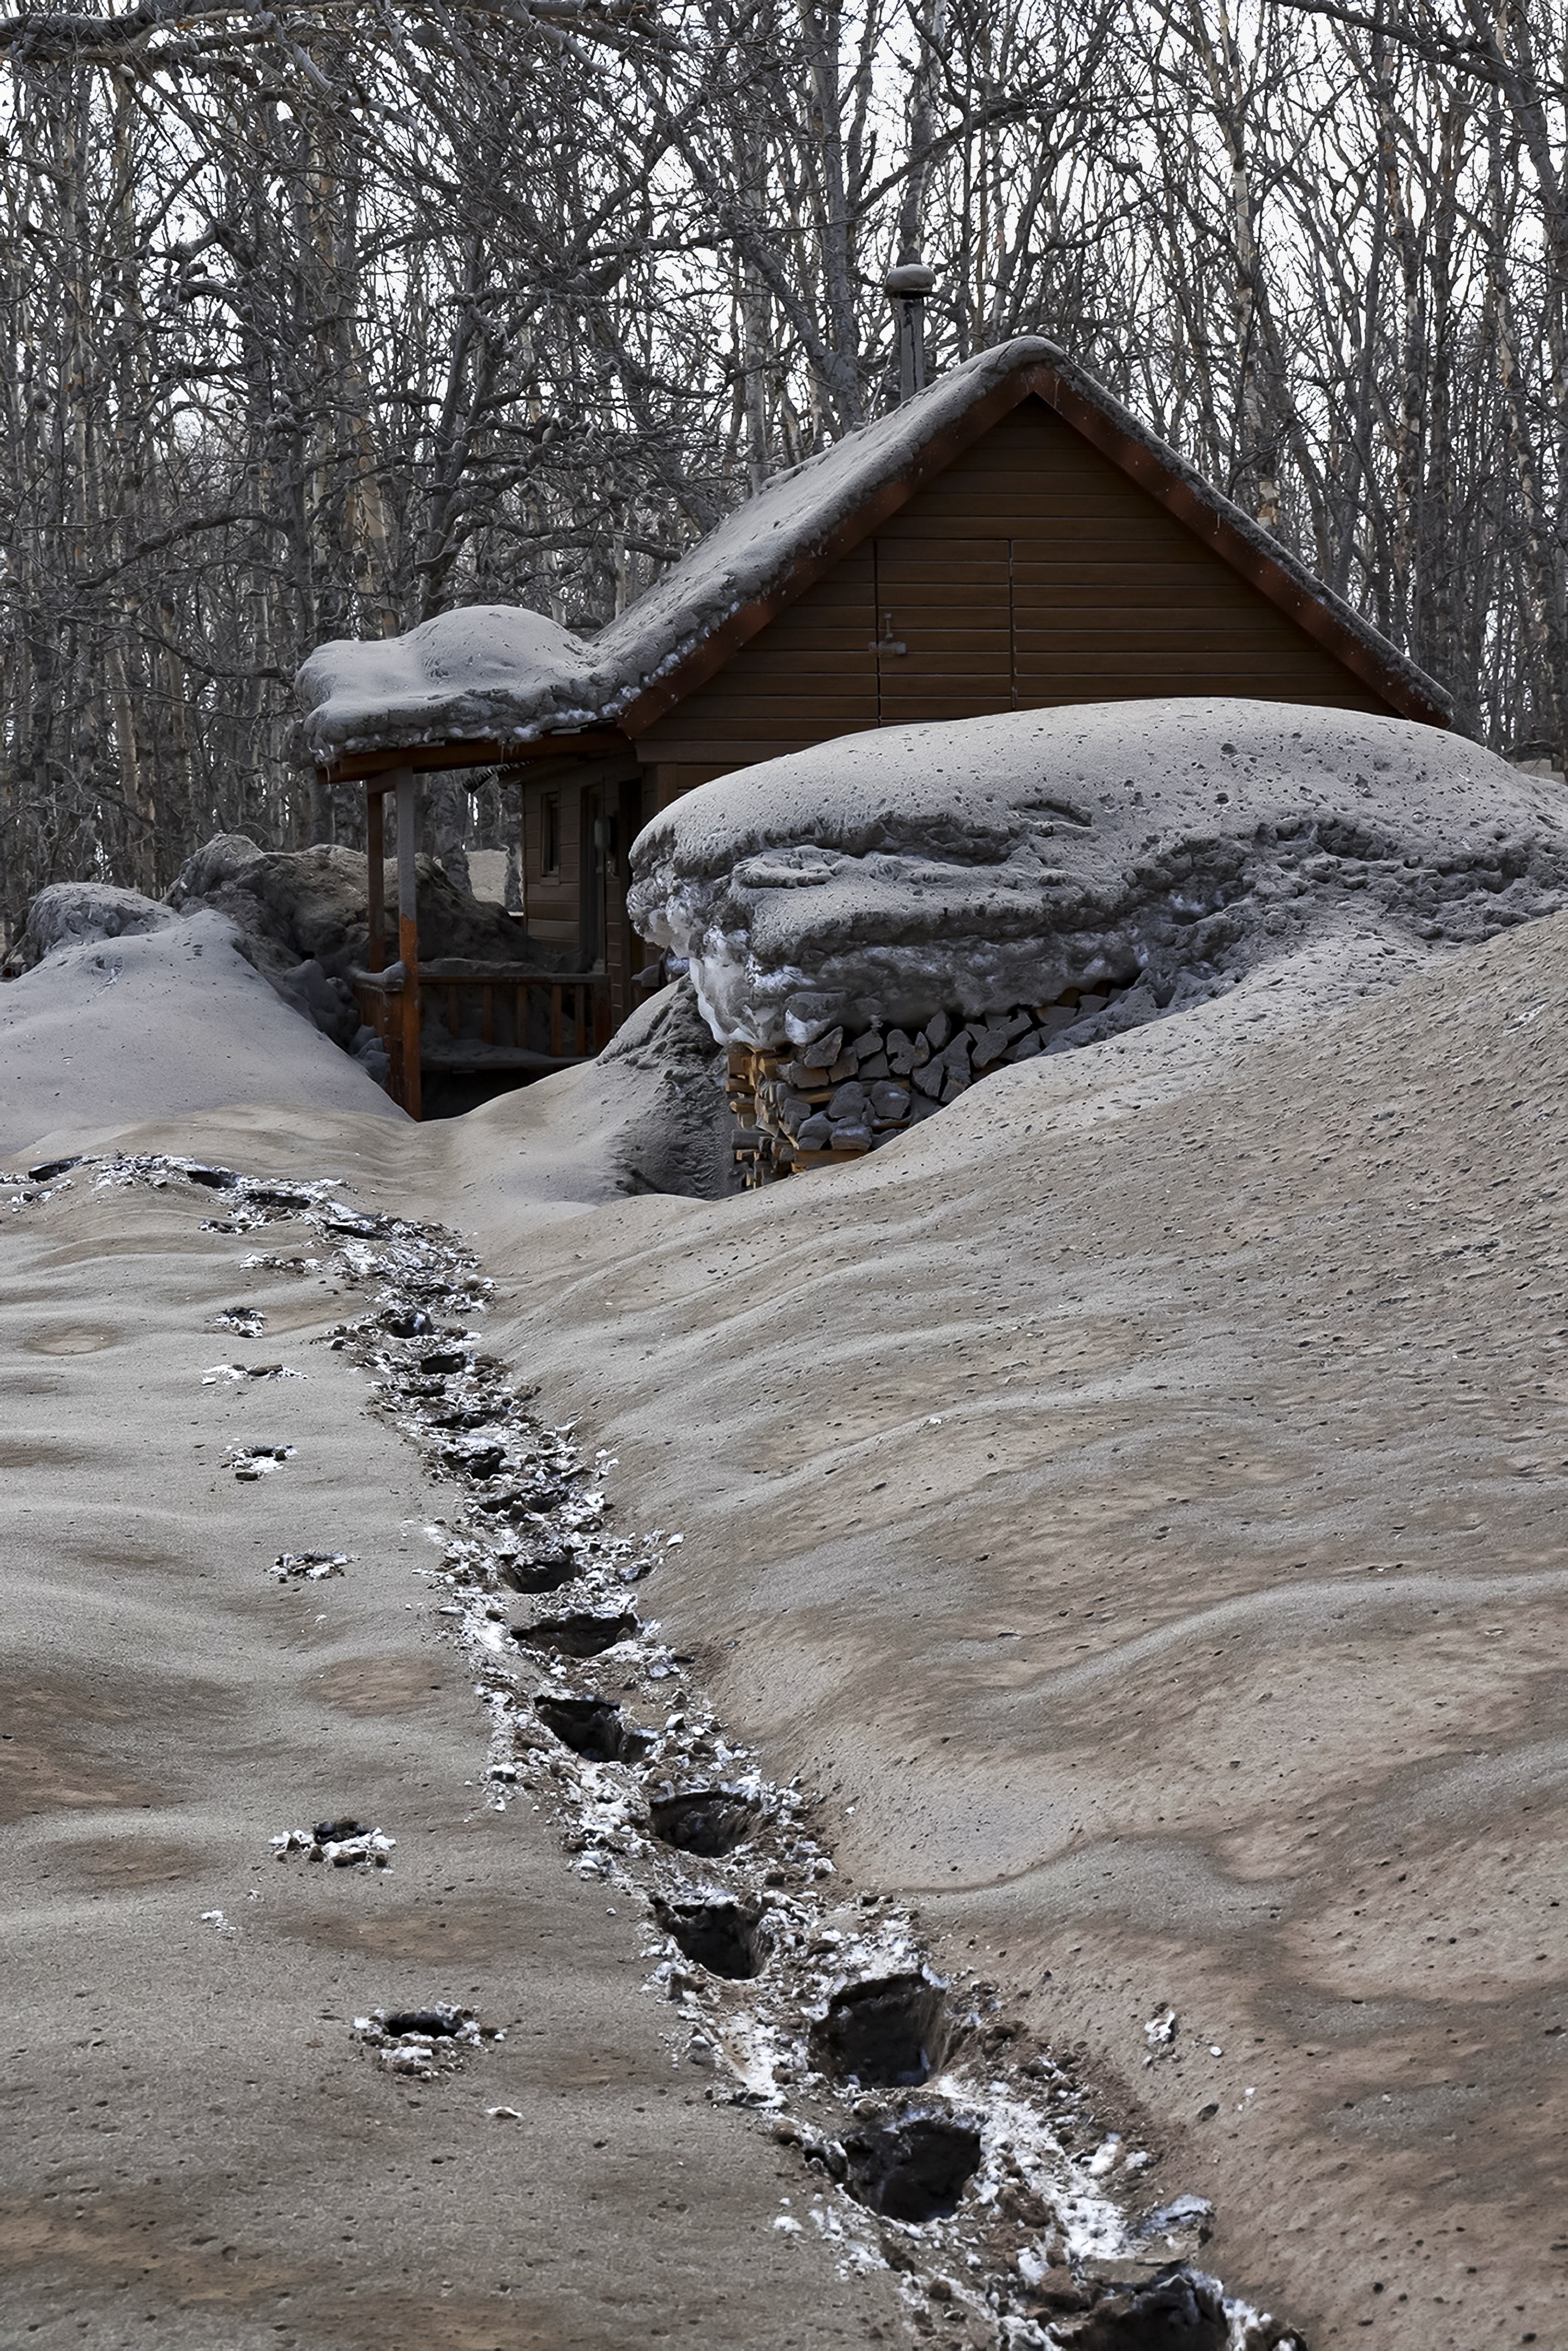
[9, 1152, 1303, 2351]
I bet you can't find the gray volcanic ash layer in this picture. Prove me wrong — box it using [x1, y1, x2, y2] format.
[1, 835, 587, 1162]
[627, 697, 1568, 1046]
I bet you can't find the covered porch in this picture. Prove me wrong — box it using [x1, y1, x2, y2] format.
[330, 732, 647, 1119]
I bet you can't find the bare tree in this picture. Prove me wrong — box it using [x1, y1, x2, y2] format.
[2, 0, 1565, 949]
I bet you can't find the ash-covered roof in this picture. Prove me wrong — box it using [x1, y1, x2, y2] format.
[297, 338, 1452, 766]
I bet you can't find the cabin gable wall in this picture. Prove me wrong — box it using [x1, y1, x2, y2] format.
[633, 394, 1389, 768]
[634, 545, 880, 769]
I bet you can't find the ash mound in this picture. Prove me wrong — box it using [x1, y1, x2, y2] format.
[454, 974, 735, 1206]
[627, 698, 1568, 1047]
[593, 975, 734, 1197]
[8, 834, 566, 1065]
[165, 835, 566, 1053]
[0, 909, 400, 1157]
[10, 882, 178, 970]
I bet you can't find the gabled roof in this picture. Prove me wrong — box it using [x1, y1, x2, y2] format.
[297, 337, 1452, 773]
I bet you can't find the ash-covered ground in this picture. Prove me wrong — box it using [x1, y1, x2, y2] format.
[0, 836, 570, 1158]
[4, 1153, 1293, 2349]
[4, 700, 1567, 2349]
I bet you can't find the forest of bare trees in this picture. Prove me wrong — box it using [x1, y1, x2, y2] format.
[1, 0, 1565, 943]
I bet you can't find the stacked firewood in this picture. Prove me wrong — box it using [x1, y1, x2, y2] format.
[727, 979, 1134, 1186]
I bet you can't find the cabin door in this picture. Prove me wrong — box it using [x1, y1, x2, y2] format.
[871, 535, 1013, 726]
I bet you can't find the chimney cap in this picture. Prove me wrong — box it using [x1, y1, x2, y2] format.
[885, 261, 936, 297]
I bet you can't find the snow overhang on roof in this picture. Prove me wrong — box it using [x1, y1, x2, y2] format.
[296, 337, 1453, 771]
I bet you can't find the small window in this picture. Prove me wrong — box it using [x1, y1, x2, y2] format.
[542, 792, 561, 877]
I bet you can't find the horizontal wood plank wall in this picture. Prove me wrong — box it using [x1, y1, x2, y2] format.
[635, 546, 879, 763]
[649, 761, 735, 810]
[875, 534, 1010, 726]
[632, 393, 1387, 771]
[875, 398, 1388, 716]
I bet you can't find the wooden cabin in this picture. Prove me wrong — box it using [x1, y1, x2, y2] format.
[302, 336, 1450, 1116]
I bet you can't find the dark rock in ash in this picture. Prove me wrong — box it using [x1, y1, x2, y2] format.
[1060, 2266, 1229, 2349]
[654, 1896, 769, 1980]
[382, 2007, 463, 2038]
[840, 2108, 982, 2223]
[648, 1787, 758, 1856]
[497, 1553, 579, 1595]
[535, 1692, 653, 1763]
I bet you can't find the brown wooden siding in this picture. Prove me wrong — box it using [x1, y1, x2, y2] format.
[882, 399, 1386, 716]
[649, 762, 735, 809]
[874, 533, 1010, 727]
[636, 546, 878, 761]
[636, 394, 1389, 761]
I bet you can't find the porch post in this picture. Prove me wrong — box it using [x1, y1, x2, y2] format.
[393, 765, 422, 1121]
[365, 788, 385, 973]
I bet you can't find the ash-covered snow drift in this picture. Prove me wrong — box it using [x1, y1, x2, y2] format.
[626, 698, 1568, 1048]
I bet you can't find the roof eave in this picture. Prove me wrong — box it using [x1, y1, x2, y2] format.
[617, 364, 1040, 738]
[319, 729, 635, 785]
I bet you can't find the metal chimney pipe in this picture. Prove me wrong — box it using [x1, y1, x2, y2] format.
[885, 260, 936, 404]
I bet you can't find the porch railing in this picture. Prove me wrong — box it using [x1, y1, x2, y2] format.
[353, 962, 612, 1114]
